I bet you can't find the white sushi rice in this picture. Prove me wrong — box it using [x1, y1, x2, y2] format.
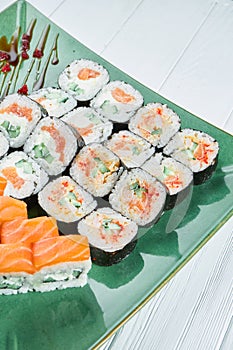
[70, 143, 123, 197]
[0, 272, 33, 295]
[109, 168, 167, 226]
[38, 176, 97, 223]
[105, 130, 154, 168]
[163, 129, 219, 172]
[0, 131, 9, 158]
[31, 260, 92, 292]
[90, 81, 143, 123]
[0, 151, 49, 199]
[0, 93, 42, 148]
[58, 59, 109, 101]
[30, 87, 77, 117]
[129, 103, 181, 147]
[24, 117, 77, 176]
[142, 153, 193, 195]
[78, 208, 138, 252]
[61, 107, 113, 145]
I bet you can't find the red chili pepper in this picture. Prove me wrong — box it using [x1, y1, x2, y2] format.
[1, 63, 11, 73]
[17, 84, 28, 95]
[33, 48, 43, 58]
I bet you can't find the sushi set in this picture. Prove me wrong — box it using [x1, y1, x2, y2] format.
[0, 2, 232, 349]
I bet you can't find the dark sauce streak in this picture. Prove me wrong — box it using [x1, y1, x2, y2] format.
[33, 34, 59, 91]
[33, 24, 50, 58]
[23, 58, 35, 85]
[0, 27, 20, 67]
[2, 65, 16, 98]
[52, 34, 59, 65]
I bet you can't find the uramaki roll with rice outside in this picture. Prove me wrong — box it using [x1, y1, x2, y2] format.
[0, 132, 9, 159]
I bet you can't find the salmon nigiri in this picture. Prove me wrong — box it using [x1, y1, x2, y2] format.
[0, 242, 35, 295]
[0, 177, 7, 196]
[32, 235, 91, 292]
[0, 196, 27, 224]
[1, 216, 59, 244]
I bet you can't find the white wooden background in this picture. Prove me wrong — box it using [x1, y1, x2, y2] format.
[1, 1, 233, 349]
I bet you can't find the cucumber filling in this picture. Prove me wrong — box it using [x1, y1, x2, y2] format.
[33, 143, 54, 164]
[1, 120, 21, 138]
[15, 159, 34, 174]
[43, 270, 82, 283]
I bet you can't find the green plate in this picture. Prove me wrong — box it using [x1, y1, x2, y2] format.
[0, 2, 232, 350]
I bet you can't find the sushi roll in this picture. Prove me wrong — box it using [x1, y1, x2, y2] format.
[142, 153, 193, 209]
[109, 168, 167, 226]
[163, 129, 219, 184]
[129, 103, 181, 147]
[1, 216, 59, 244]
[58, 59, 109, 101]
[78, 208, 138, 265]
[29, 87, 77, 118]
[90, 81, 143, 123]
[38, 176, 97, 223]
[0, 151, 49, 199]
[0, 132, 9, 158]
[105, 130, 154, 168]
[0, 196, 28, 224]
[24, 117, 77, 176]
[70, 143, 123, 197]
[32, 235, 92, 291]
[0, 242, 35, 295]
[61, 107, 113, 145]
[0, 93, 42, 148]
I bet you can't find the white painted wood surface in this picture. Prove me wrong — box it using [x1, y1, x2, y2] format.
[0, 1, 232, 349]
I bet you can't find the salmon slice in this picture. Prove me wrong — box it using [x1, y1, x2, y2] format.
[0, 242, 35, 274]
[1, 167, 25, 190]
[41, 124, 65, 162]
[111, 88, 135, 103]
[78, 68, 100, 80]
[0, 102, 33, 121]
[0, 176, 7, 196]
[33, 235, 90, 270]
[1, 216, 59, 244]
[0, 196, 27, 224]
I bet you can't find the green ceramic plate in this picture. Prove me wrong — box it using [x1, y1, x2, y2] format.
[0, 2, 232, 350]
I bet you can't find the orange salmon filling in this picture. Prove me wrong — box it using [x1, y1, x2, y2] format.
[0, 176, 7, 196]
[0, 103, 33, 121]
[41, 124, 66, 162]
[111, 88, 135, 104]
[78, 68, 100, 80]
[1, 167, 25, 190]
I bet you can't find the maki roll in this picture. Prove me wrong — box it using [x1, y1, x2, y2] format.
[32, 235, 92, 291]
[142, 153, 193, 209]
[58, 59, 109, 101]
[0, 242, 35, 295]
[0, 93, 42, 148]
[129, 103, 181, 147]
[29, 87, 77, 118]
[90, 81, 143, 123]
[24, 117, 77, 176]
[38, 176, 97, 223]
[163, 129, 219, 184]
[70, 143, 123, 197]
[0, 216, 59, 244]
[61, 107, 113, 145]
[78, 207, 138, 266]
[109, 168, 167, 226]
[105, 130, 154, 168]
[0, 151, 49, 199]
[0, 132, 9, 159]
